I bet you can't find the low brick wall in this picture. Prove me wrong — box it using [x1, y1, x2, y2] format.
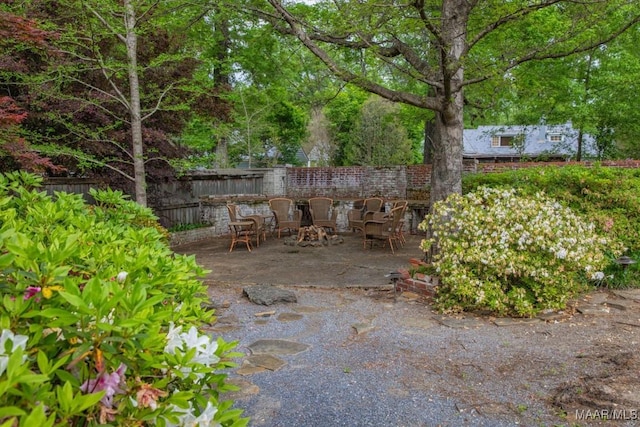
[393, 259, 438, 298]
[169, 226, 217, 247]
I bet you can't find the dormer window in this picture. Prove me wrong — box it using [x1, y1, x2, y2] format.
[491, 135, 514, 147]
[547, 133, 564, 143]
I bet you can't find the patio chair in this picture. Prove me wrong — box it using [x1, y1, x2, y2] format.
[226, 203, 264, 251]
[269, 198, 302, 238]
[391, 200, 408, 246]
[308, 197, 338, 234]
[362, 205, 404, 254]
[347, 197, 384, 233]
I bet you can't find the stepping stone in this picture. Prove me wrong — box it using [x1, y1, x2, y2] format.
[493, 317, 540, 326]
[537, 311, 571, 322]
[352, 322, 375, 334]
[236, 360, 267, 376]
[603, 299, 635, 311]
[247, 339, 310, 355]
[576, 304, 610, 315]
[436, 316, 485, 329]
[612, 289, 640, 302]
[293, 305, 327, 313]
[243, 284, 297, 306]
[222, 378, 260, 400]
[246, 354, 287, 371]
[397, 316, 438, 329]
[277, 312, 304, 321]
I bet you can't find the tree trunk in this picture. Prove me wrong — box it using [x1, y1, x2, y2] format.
[423, 117, 435, 164]
[576, 129, 583, 162]
[430, 105, 463, 208]
[428, 0, 467, 208]
[124, 0, 147, 207]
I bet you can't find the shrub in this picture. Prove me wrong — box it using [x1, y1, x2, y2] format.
[419, 187, 623, 317]
[0, 171, 248, 426]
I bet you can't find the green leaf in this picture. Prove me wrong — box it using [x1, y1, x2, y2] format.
[0, 406, 25, 418]
[57, 292, 90, 312]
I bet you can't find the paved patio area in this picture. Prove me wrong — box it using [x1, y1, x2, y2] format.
[172, 231, 426, 288]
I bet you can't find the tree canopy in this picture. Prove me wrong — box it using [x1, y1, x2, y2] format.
[238, 0, 640, 204]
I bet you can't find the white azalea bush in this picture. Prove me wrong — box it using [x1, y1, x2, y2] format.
[419, 187, 623, 317]
[0, 172, 248, 426]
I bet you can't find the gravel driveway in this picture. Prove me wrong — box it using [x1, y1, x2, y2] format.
[174, 233, 640, 427]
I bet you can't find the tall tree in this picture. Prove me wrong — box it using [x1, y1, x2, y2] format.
[3, 1, 226, 206]
[345, 95, 413, 166]
[241, 0, 640, 205]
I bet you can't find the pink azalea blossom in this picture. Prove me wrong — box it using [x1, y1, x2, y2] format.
[24, 286, 41, 300]
[80, 363, 127, 408]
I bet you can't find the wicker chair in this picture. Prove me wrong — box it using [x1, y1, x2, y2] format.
[362, 205, 404, 254]
[268, 198, 302, 238]
[308, 197, 338, 234]
[226, 203, 264, 252]
[391, 200, 408, 246]
[347, 197, 384, 233]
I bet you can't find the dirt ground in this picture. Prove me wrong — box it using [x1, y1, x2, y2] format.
[174, 231, 640, 426]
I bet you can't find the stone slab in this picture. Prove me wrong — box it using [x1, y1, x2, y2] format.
[243, 284, 297, 306]
[435, 316, 486, 329]
[493, 317, 541, 327]
[277, 312, 304, 321]
[246, 354, 287, 371]
[248, 339, 310, 355]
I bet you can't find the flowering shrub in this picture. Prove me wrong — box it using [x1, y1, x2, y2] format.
[419, 187, 623, 317]
[0, 171, 248, 426]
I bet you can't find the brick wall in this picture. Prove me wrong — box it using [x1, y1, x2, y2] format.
[286, 165, 410, 199]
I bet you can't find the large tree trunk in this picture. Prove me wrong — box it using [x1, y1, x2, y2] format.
[124, 0, 147, 207]
[430, 103, 464, 208]
[428, 0, 467, 208]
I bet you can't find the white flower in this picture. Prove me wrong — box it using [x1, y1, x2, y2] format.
[182, 327, 210, 351]
[556, 249, 567, 260]
[0, 329, 29, 376]
[164, 401, 220, 427]
[591, 271, 605, 281]
[116, 271, 128, 283]
[165, 322, 183, 354]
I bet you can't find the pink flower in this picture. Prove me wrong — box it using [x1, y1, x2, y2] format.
[136, 383, 167, 410]
[24, 286, 41, 300]
[80, 363, 127, 408]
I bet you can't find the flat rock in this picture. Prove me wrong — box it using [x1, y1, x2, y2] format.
[352, 322, 375, 334]
[277, 312, 304, 321]
[493, 317, 540, 326]
[611, 289, 640, 302]
[246, 354, 287, 371]
[248, 339, 310, 355]
[435, 316, 485, 329]
[603, 299, 635, 311]
[236, 360, 268, 376]
[576, 304, 610, 315]
[243, 284, 297, 306]
[222, 378, 260, 400]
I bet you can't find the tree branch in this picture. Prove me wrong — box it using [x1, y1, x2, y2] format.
[265, 0, 442, 111]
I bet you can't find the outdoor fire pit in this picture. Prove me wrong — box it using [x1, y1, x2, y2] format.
[283, 225, 344, 247]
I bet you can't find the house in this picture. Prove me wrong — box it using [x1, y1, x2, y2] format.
[463, 122, 596, 162]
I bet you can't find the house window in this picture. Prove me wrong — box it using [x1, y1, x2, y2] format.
[491, 135, 514, 147]
[547, 133, 564, 143]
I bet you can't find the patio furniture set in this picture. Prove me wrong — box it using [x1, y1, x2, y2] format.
[226, 197, 408, 254]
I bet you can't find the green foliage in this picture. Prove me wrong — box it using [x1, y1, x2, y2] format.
[420, 187, 622, 317]
[0, 172, 248, 426]
[463, 166, 640, 252]
[344, 95, 414, 166]
[463, 165, 640, 289]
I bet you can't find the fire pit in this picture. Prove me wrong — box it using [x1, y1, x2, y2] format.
[283, 225, 344, 247]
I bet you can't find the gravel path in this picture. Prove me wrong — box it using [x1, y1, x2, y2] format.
[205, 285, 640, 427]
